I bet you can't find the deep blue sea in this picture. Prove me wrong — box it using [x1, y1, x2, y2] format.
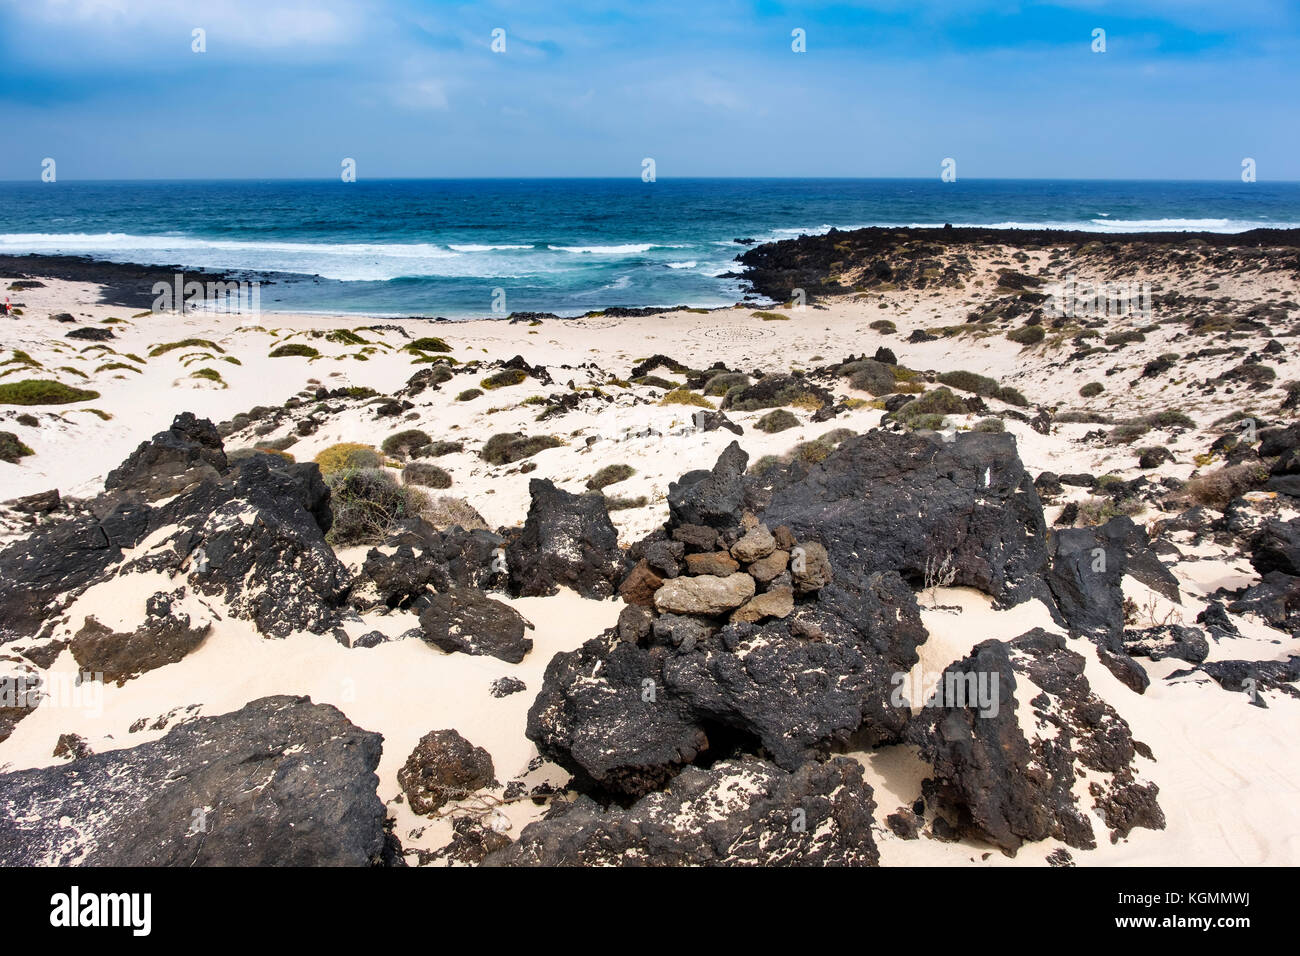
[2, 178, 1298, 318]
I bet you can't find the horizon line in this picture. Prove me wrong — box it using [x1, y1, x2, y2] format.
[2, 175, 1297, 185]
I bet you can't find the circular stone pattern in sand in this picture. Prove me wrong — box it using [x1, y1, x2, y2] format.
[699, 326, 776, 341]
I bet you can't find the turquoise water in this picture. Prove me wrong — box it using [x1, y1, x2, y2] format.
[2, 178, 1297, 317]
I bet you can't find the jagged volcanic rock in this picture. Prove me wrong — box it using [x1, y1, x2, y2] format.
[127, 453, 348, 638]
[908, 628, 1164, 855]
[101, 411, 228, 508]
[482, 756, 879, 866]
[0, 501, 151, 641]
[417, 588, 534, 663]
[0, 415, 348, 642]
[70, 590, 211, 684]
[508, 478, 621, 599]
[358, 523, 507, 610]
[0, 696, 390, 866]
[745, 431, 1053, 607]
[528, 438, 932, 796]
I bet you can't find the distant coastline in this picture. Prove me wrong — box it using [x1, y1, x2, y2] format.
[5, 223, 1300, 318]
[5, 178, 1300, 317]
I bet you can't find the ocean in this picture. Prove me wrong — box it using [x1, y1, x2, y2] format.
[2, 178, 1298, 318]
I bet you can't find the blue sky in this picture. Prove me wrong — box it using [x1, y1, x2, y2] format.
[0, 0, 1295, 180]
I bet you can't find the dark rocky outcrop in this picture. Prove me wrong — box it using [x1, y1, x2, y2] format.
[102, 412, 228, 508]
[508, 479, 620, 599]
[667, 441, 749, 531]
[908, 629, 1164, 855]
[483, 756, 879, 866]
[70, 590, 211, 684]
[1249, 518, 1300, 577]
[128, 454, 348, 638]
[1182, 656, 1300, 705]
[1224, 572, 1300, 636]
[528, 438, 934, 798]
[1123, 625, 1209, 665]
[0, 501, 151, 641]
[359, 524, 506, 610]
[1045, 516, 1180, 641]
[0, 696, 390, 865]
[0, 416, 348, 642]
[746, 431, 1053, 608]
[418, 589, 534, 663]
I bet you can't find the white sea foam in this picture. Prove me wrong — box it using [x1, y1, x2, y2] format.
[446, 243, 533, 252]
[547, 243, 658, 254]
[0, 232, 555, 281]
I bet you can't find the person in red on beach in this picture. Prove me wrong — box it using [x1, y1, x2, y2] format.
[1, 298, 10, 317]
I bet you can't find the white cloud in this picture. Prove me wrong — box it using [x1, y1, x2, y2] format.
[2, 0, 364, 51]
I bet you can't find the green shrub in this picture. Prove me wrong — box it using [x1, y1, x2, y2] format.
[756, 409, 800, 433]
[95, 362, 142, 374]
[408, 337, 452, 353]
[1056, 410, 1114, 424]
[633, 375, 681, 390]
[1007, 325, 1045, 346]
[0, 430, 34, 463]
[1079, 382, 1104, 398]
[972, 417, 1005, 433]
[416, 365, 455, 386]
[269, 343, 320, 359]
[326, 329, 368, 346]
[605, 494, 649, 510]
[752, 311, 789, 321]
[481, 432, 564, 465]
[703, 372, 748, 396]
[382, 429, 433, 457]
[414, 440, 464, 458]
[150, 338, 224, 357]
[891, 387, 967, 427]
[998, 386, 1029, 407]
[1184, 463, 1269, 509]
[1076, 495, 1145, 526]
[934, 369, 1027, 407]
[1104, 330, 1145, 346]
[846, 360, 896, 396]
[228, 447, 296, 464]
[0, 379, 100, 405]
[661, 389, 714, 409]
[314, 442, 383, 475]
[190, 368, 226, 387]
[1108, 422, 1150, 444]
[869, 319, 896, 333]
[1141, 409, 1195, 430]
[326, 468, 428, 546]
[587, 463, 635, 491]
[402, 462, 452, 489]
[456, 388, 483, 402]
[787, 428, 856, 465]
[481, 368, 527, 390]
[937, 370, 1000, 396]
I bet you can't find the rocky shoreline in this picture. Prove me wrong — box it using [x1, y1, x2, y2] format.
[12, 225, 1300, 319]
